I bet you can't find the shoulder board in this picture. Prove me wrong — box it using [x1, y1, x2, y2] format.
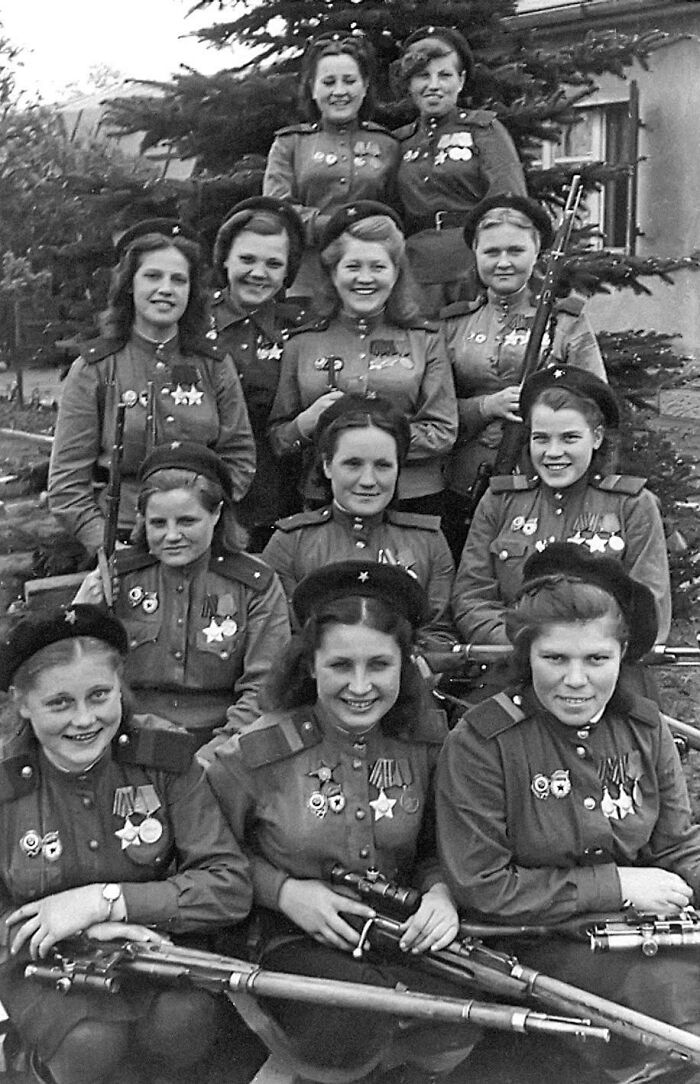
[287, 317, 331, 338]
[186, 337, 225, 362]
[210, 550, 274, 591]
[468, 692, 526, 739]
[360, 120, 397, 138]
[386, 510, 441, 532]
[393, 120, 419, 141]
[440, 297, 486, 320]
[81, 337, 122, 365]
[115, 716, 196, 773]
[401, 317, 440, 332]
[274, 507, 332, 532]
[627, 693, 661, 728]
[489, 474, 539, 494]
[114, 548, 159, 576]
[0, 726, 39, 803]
[554, 295, 585, 317]
[238, 708, 322, 769]
[276, 298, 311, 326]
[274, 123, 318, 137]
[594, 474, 646, 496]
[407, 709, 449, 744]
[458, 108, 497, 128]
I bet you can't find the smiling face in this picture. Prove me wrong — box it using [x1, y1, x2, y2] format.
[408, 48, 465, 119]
[530, 616, 623, 727]
[145, 488, 221, 568]
[224, 228, 289, 311]
[312, 53, 368, 125]
[474, 222, 539, 296]
[331, 236, 398, 318]
[312, 622, 402, 735]
[16, 652, 122, 773]
[529, 403, 603, 489]
[131, 245, 190, 339]
[323, 425, 399, 517]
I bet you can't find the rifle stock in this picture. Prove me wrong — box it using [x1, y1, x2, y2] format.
[97, 401, 126, 609]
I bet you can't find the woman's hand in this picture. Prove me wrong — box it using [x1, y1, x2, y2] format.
[397, 883, 459, 955]
[482, 386, 521, 423]
[278, 878, 375, 952]
[617, 867, 693, 913]
[6, 885, 110, 959]
[297, 391, 344, 439]
[72, 568, 106, 606]
[85, 922, 171, 945]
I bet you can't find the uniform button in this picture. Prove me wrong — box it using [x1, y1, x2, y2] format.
[173, 650, 184, 661]
[355, 541, 366, 549]
[166, 415, 175, 423]
[353, 740, 366, 751]
[82, 796, 93, 809]
[156, 362, 167, 371]
[176, 618, 184, 627]
[499, 549, 509, 560]
[88, 839, 99, 851]
[576, 746, 586, 757]
[353, 521, 363, 531]
[583, 797, 596, 810]
[220, 651, 229, 659]
[355, 809, 366, 821]
[352, 759, 363, 770]
[555, 508, 563, 516]
[576, 729, 590, 739]
[20, 765, 33, 779]
[302, 721, 314, 733]
[359, 848, 369, 859]
[340, 177, 347, 184]
[176, 584, 185, 593]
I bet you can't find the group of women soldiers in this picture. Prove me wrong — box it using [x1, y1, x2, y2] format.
[0, 22, 696, 1084]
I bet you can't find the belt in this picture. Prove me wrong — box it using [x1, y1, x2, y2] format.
[407, 210, 471, 235]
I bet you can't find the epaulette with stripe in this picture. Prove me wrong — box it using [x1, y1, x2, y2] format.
[554, 295, 585, 317]
[237, 708, 323, 768]
[114, 549, 159, 576]
[461, 108, 498, 128]
[467, 692, 526, 739]
[0, 727, 40, 802]
[386, 510, 441, 532]
[400, 317, 440, 332]
[273, 508, 332, 532]
[360, 120, 397, 138]
[489, 474, 539, 494]
[403, 709, 449, 745]
[273, 122, 320, 137]
[440, 296, 487, 320]
[81, 337, 122, 365]
[287, 317, 332, 339]
[393, 119, 419, 141]
[209, 550, 274, 592]
[593, 474, 646, 496]
[115, 714, 196, 773]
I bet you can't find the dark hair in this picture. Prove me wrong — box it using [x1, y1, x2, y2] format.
[12, 636, 124, 695]
[395, 30, 473, 95]
[213, 210, 301, 289]
[133, 468, 248, 554]
[298, 35, 376, 123]
[313, 393, 410, 501]
[506, 576, 628, 686]
[317, 215, 422, 324]
[100, 234, 208, 354]
[261, 595, 430, 736]
[525, 385, 617, 476]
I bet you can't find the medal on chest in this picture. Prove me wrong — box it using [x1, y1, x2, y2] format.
[598, 753, 642, 820]
[19, 828, 63, 862]
[307, 762, 346, 818]
[127, 586, 159, 614]
[377, 547, 418, 580]
[434, 131, 473, 166]
[368, 758, 419, 820]
[113, 785, 163, 849]
[530, 768, 572, 801]
[368, 339, 414, 372]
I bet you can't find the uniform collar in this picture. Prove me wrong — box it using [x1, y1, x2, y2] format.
[214, 293, 279, 339]
[520, 684, 627, 737]
[337, 308, 386, 335]
[539, 471, 591, 504]
[129, 328, 181, 362]
[486, 284, 532, 313]
[320, 117, 360, 135]
[332, 501, 386, 537]
[421, 107, 461, 134]
[312, 702, 381, 747]
[160, 548, 210, 584]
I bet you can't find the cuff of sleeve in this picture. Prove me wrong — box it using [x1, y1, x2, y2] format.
[252, 860, 289, 910]
[121, 882, 179, 927]
[575, 864, 623, 913]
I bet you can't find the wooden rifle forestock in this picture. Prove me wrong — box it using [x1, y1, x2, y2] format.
[102, 402, 126, 562]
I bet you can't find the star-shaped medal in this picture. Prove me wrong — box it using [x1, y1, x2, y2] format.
[115, 817, 140, 849]
[64, 609, 77, 625]
[203, 618, 225, 643]
[369, 789, 396, 821]
[267, 343, 283, 361]
[586, 534, 607, 554]
[185, 385, 204, 406]
[170, 384, 189, 406]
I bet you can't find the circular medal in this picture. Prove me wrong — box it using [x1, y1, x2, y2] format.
[308, 792, 327, 818]
[607, 535, 625, 553]
[400, 790, 420, 814]
[138, 817, 163, 845]
[20, 830, 42, 857]
[122, 390, 138, 408]
[328, 793, 346, 814]
[142, 593, 159, 614]
[128, 586, 144, 606]
[474, 334, 487, 344]
[325, 153, 338, 166]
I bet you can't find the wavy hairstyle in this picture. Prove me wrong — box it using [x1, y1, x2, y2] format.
[298, 34, 376, 122]
[394, 29, 473, 96]
[312, 392, 411, 501]
[317, 215, 422, 324]
[261, 595, 430, 737]
[523, 385, 617, 477]
[100, 234, 208, 355]
[133, 468, 248, 554]
[473, 208, 542, 254]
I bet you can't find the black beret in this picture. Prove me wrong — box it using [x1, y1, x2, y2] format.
[138, 441, 234, 499]
[114, 219, 201, 262]
[293, 561, 428, 630]
[520, 366, 620, 428]
[213, 197, 305, 287]
[463, 195, 555, 250]
[0, 605, 129, 691]
[315, 393, 411, 466]
[521, 542, 658, 661]
[402, 26, 474, 83]
[319, 201, 405, 252]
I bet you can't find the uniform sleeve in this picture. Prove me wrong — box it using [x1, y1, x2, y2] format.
[645, 718, 700, 893]
[552, 309, 607, 380]
[622, 489, 671, 642]
[435, 719, 623, 923]
[406, 328, 458, 461]
[476, 119, 527, 198]
[443, 320, 492, 440]
[263, 134, 327, 246]
[48, 358, 105, 553]
[416, 532, 458, 652]
[261, 530, 299, 605]
[211, 353, 256, 501]
[120, 760, 253, 932]
[267, 338, 310, 457]
[452, 492, 510, 644]
[412, 744, 446, 893]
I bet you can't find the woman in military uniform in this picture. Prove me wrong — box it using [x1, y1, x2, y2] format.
[452, 365, 670, 651]
[204, 562, 480, 1080]
[264, 32, 399, 298]
[268, 200, 458, 518]
[0, 604, 253, 1084]
[74, 443, 290, 758]
[210, 197, 308, 550]
[441, 194, 607, 559]
[48, 221, 255, 557]
[438, 543, 700, 1084]
[263, 393, 457, 651]
[393, 27, 527, 315]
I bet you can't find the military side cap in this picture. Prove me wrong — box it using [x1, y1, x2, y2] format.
[0, 605, 129, 691]
[293, 561, 428, 630]
[401, 26, 474, 83]
[213, 197, 305, 286]
[114, 219, 201, 261]
[520, 365, 620, 428]
[463, 195, 555, 250]
[139, 441, 234, 499]
[319, 201, 405, 251]
[520, 541, 657, 660]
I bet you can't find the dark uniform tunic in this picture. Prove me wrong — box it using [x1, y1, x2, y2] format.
[442, 290, 607, 496]
[268, 311, 458, 503]
[394, 108, 526, 291]
[208, 291, 309, 542]
[453, 471, 671, 645]
[435, 687, 700, 1051]
[48, 333, 256, 553]
[262, 503, 457, 650]
[0, 714, 252, 1059]
[113, 547, 290, 747]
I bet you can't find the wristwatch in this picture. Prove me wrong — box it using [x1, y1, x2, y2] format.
[102, 883, 123, 921]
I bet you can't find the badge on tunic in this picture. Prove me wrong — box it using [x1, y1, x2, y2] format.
[185, 386, 204, 406]
[530, 773, 550, 800]
[313, 151, 326, 162]
[19, 829, 43, 857]
[128, 586, 145, 607]
[325, 153, 338, 166]
[549, 769, 571, 799]
[308, 791, 328, 818]
[522, 518, 538, 536]
[474, 333, 487, 344]
[142, 591, 159, 614]
[122, 390, 138, 408]
[113, 785, 163, 848]
[257, 341, 283, 363]
[170, 384, 190, 406]
[510, 516, 525, 532]
[586, 534, 607, 554]
[203, 618, 225, 643]
[41, 831, 63, 862]
[369, 789, 396, 820]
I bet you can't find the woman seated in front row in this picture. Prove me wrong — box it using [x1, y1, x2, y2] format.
[0, 605, 254, 1084]
[204, 562, 481, 1082]
[74, 442, 290, 758]
[263, 392, 457, 651]
[438, 543, 700, 1084]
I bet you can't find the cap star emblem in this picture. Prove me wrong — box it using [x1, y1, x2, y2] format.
[347, 206, 358, 217]
[64, 609, 77, 625]
[358, 570, 369, 583]
[553, 369, 566, 379]
[185, 385, 204, 406]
